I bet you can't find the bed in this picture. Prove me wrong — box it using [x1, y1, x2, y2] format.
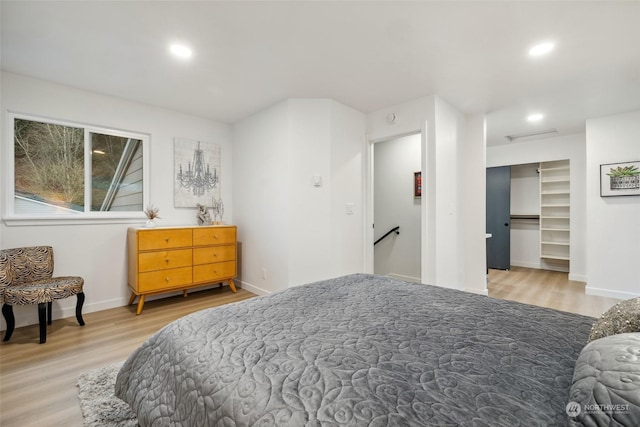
[115, 273, 595, 426]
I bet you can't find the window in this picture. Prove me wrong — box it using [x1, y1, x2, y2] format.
[7, 114, 149, 220]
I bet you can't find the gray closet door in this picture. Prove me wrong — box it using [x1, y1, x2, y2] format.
[486, 166, 511, 270]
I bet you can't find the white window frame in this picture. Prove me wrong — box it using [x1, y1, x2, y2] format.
[4, 112, 150, 226]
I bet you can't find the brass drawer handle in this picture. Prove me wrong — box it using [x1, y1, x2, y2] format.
[165, 238, 170, 243]
[165, 258, 170, 263]
[165, 277, 170, 282]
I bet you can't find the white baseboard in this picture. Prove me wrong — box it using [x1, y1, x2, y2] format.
[465, 287, 489, 296]
[0, 283, 236, 331]
[511, 260, 569, 273]
[510, 260, 541, 269]
[585, 286, 639, 300]
[568, 273, 587, 283]
[0, 296, 130, 332]
[238, 280, 271, 296]
[82, 296, 131, 314]
[387, 273, 421, 283]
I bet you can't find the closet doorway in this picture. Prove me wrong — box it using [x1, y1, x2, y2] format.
[486, 161, 571, 273]
[372, 133, 422, 282]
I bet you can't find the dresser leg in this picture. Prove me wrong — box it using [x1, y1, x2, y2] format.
[183, 290, 188, 297]
[136, 295, 145, 315]
[228, 279, 237, 293]
[128, 292, 137, 306]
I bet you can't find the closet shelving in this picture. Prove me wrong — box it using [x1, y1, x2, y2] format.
[539, 160, 570, 261]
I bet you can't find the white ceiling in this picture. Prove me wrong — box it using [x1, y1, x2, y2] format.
[2, 1, 639, 146]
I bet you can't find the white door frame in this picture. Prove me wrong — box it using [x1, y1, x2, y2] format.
[364, 125, 429, 284]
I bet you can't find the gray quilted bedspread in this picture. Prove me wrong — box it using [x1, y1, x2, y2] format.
[115, 274, 594, 426]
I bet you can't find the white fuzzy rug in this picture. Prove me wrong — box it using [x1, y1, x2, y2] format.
[76, 361, 138, 427]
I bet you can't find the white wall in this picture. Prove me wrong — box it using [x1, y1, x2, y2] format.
[1, 72, 233, 329]
[373, 134, 421, 281]
[434, 97, 466, 290]
[509, 163, 545, 270]
[232, 98, 365, 294]
[487, 133, 587, 281]
[586, 110, 640, 299]
[366, 96, 487, 293]
[511, 163, 540, 216]
[462, 113, 487, 295]
[328, 101, 366, 280]
[230, 101, 290, 294]
[287, 100, 330, 287]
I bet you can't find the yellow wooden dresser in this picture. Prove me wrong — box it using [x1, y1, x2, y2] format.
[127, 225, 237, 314]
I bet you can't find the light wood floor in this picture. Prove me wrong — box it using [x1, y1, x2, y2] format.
[0, 269, 621, 426]
[487, 267, 620, 318]
[0, 287, 256, 426]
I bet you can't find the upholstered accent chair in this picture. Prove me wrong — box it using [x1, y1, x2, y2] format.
[0, 246, 85, 344]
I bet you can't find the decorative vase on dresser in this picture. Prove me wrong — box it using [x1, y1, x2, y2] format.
[127, 225, 237, 314]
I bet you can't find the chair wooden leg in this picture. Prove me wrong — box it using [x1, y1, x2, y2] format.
[38, 303, 47, 344]
[47, 301, 53, 325]
[2, 304, 15, 342]
[75, 292, 85, 326]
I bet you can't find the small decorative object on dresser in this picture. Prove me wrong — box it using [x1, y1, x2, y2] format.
[127, 225, 237, 314]
[143, 204, 160, 228]
[211, 198, 224, 224]
[196, 203, 211, 225]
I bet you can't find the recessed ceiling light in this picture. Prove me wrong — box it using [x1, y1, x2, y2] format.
[527, 113, 544, 122]
[529, 42, 555, 56]
[169, 43, 193, 59]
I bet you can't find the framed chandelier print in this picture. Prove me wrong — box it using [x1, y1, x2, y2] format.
[174, 138, 221, 207]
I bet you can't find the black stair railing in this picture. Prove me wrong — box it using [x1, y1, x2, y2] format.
[374, 226, 400, 246]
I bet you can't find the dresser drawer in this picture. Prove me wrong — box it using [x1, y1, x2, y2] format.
[193, 261, 236, 284]
[139, 229, 192, 251]
[193, 227, 236, 246]
[138, 249, 192, 273]
[138, 267, 192, 292]
[193, 245, 235, 265]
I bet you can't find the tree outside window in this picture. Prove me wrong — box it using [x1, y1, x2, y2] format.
[12, 116, 145, 216]
[15, 119, 85, 211]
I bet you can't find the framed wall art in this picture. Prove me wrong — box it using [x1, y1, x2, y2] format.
[174, 138, 221, 207]
[600, 160, 640, 197]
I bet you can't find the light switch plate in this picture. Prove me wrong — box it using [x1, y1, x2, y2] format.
[345, 203, 355, 215]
